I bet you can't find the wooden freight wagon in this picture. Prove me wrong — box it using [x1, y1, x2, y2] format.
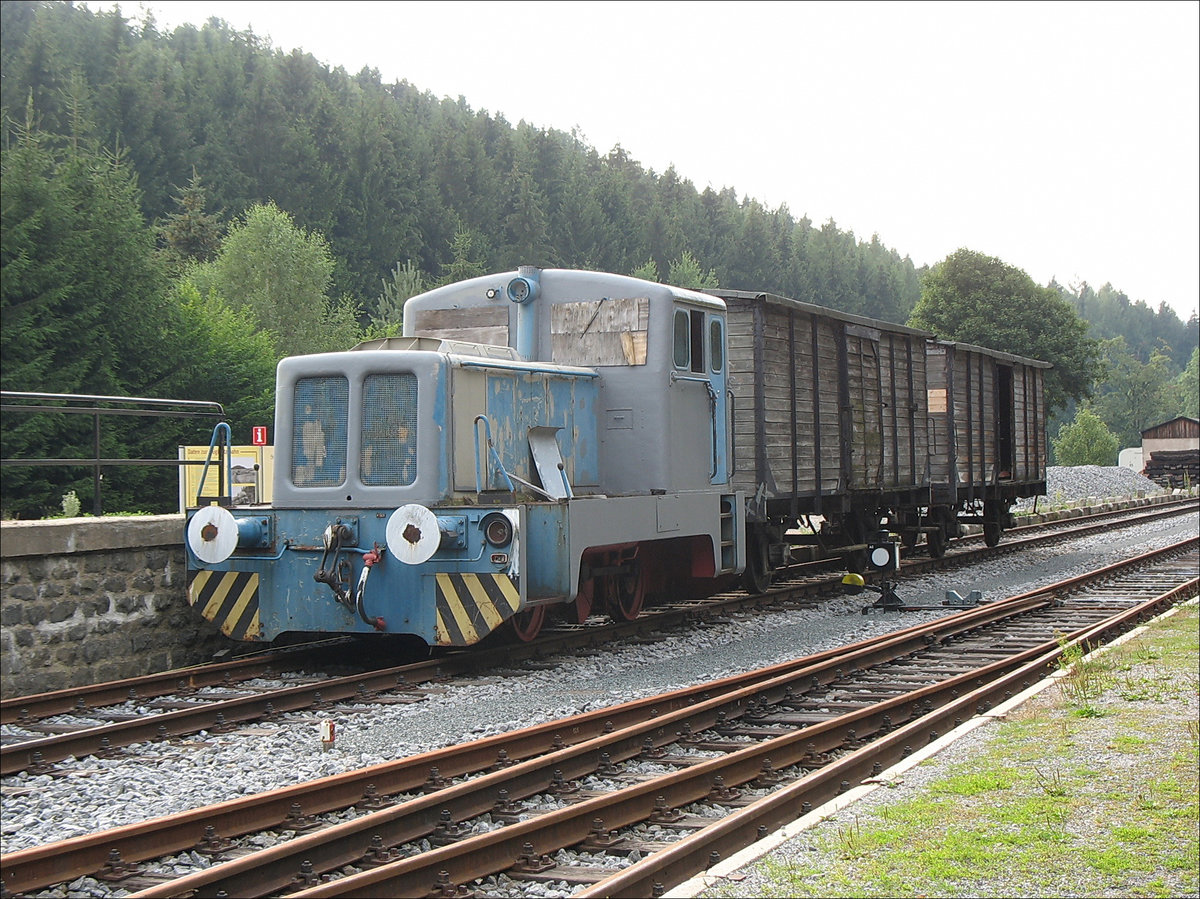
[925, 340, 1050, 552]
[712, 289, 932, 587]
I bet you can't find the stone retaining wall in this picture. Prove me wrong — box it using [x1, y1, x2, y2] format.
[0, 515, 235, 699]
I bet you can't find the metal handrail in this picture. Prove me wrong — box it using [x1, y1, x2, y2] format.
[473, 414, 515, 494]
[0, 391, 227, 515]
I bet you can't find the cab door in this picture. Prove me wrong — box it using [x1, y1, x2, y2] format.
[671, 306, 730, 488]
[707, 313, 729, 484]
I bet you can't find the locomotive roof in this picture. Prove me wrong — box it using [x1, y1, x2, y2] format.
[405, 268, 727, 312]
[347, 335, 598, 377]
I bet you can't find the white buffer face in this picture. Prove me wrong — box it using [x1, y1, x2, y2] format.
[187, 505, 240, 563]
[386, 503, 441, 565]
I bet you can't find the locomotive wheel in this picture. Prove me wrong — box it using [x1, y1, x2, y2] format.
[508, 603, 546, 642]
[742, 534, 773, 594]
[611, 564, 646, 621]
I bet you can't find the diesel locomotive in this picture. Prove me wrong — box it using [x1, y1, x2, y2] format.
[184, 267, 1049, 646]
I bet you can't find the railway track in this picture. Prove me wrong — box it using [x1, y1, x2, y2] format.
[1, 496, 1195, 779]
[2, 536, 1195, 898]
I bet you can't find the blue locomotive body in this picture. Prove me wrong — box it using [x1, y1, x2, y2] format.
[185, 268, 745, 645]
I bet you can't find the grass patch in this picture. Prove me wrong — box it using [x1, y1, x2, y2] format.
[1109, 733, 1148, 752]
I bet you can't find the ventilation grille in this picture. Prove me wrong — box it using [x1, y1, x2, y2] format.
[292, 377, 349, 487]
[360, 374, 418, 486]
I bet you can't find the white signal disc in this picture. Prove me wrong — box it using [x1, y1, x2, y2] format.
[386, 504, 440, 565]
[187, 505, 239, 564]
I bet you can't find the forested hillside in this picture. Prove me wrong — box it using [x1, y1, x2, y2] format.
[1, 0, 1195, 516]
[0, 0, 922, 320]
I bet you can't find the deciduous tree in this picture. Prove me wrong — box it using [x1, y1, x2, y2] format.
[1092, 337, 1181, 447]
[668, 250, 719, 290]
[187, 201, 360, 357]
[1178, 347, 1199, 420]
[1052, 406, 1119, 466]
[909, 249, 1102, 416]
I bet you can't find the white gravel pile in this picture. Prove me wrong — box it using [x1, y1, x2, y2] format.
[0, 491, 1194, 899]
[1015, 465, 1166, 512]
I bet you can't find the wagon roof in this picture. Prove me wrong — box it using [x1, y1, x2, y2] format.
[707, 289, 932, 339]
[935, 339, 1053, 369]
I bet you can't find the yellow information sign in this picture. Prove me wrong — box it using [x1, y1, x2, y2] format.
[178, 445, 274, 511]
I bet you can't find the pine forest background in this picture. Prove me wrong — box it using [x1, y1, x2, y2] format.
[1, 1, 1196, 517]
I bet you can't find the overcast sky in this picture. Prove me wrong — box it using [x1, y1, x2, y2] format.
[130, 0, 1199, 321]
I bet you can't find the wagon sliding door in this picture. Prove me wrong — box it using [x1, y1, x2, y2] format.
[839, 324, 926, 494]
[1011, 364, 1047, 484]
[727, 300, 839, 514]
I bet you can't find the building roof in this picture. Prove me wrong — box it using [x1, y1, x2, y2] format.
[1140, 416, 1200, 438]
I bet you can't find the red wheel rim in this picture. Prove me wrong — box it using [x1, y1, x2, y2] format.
[509, 603, 546, 642]
[612, 566, 645, 621]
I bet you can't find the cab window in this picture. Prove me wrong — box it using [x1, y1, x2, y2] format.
[674, 308, 706, 373]
[673, 310, 690, 368]
[709, 317, 724, 372]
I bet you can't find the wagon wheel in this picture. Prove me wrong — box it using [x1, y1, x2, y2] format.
[844, 549, 868, 574]
[983, 521, 1003, 547]
[508, 603, 546, 642]
[982, 500, 1004, 548]
[611, 563, 646, 621]
[899, 512, 920, 550]
[842, 513, 876, 574]
[926, 525, 947, 559]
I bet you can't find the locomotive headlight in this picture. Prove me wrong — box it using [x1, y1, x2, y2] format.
[506, 276, 537, 304]
[481, 512, 513, 547]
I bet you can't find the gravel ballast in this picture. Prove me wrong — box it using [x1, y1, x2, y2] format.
[0, 468, 1194, 895]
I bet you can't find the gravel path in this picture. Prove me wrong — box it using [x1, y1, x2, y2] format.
[0, 469, 1194, 892]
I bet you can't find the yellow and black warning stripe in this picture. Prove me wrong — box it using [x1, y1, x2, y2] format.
[187, 569, 261, 641]
[434, 572, 520, 645]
